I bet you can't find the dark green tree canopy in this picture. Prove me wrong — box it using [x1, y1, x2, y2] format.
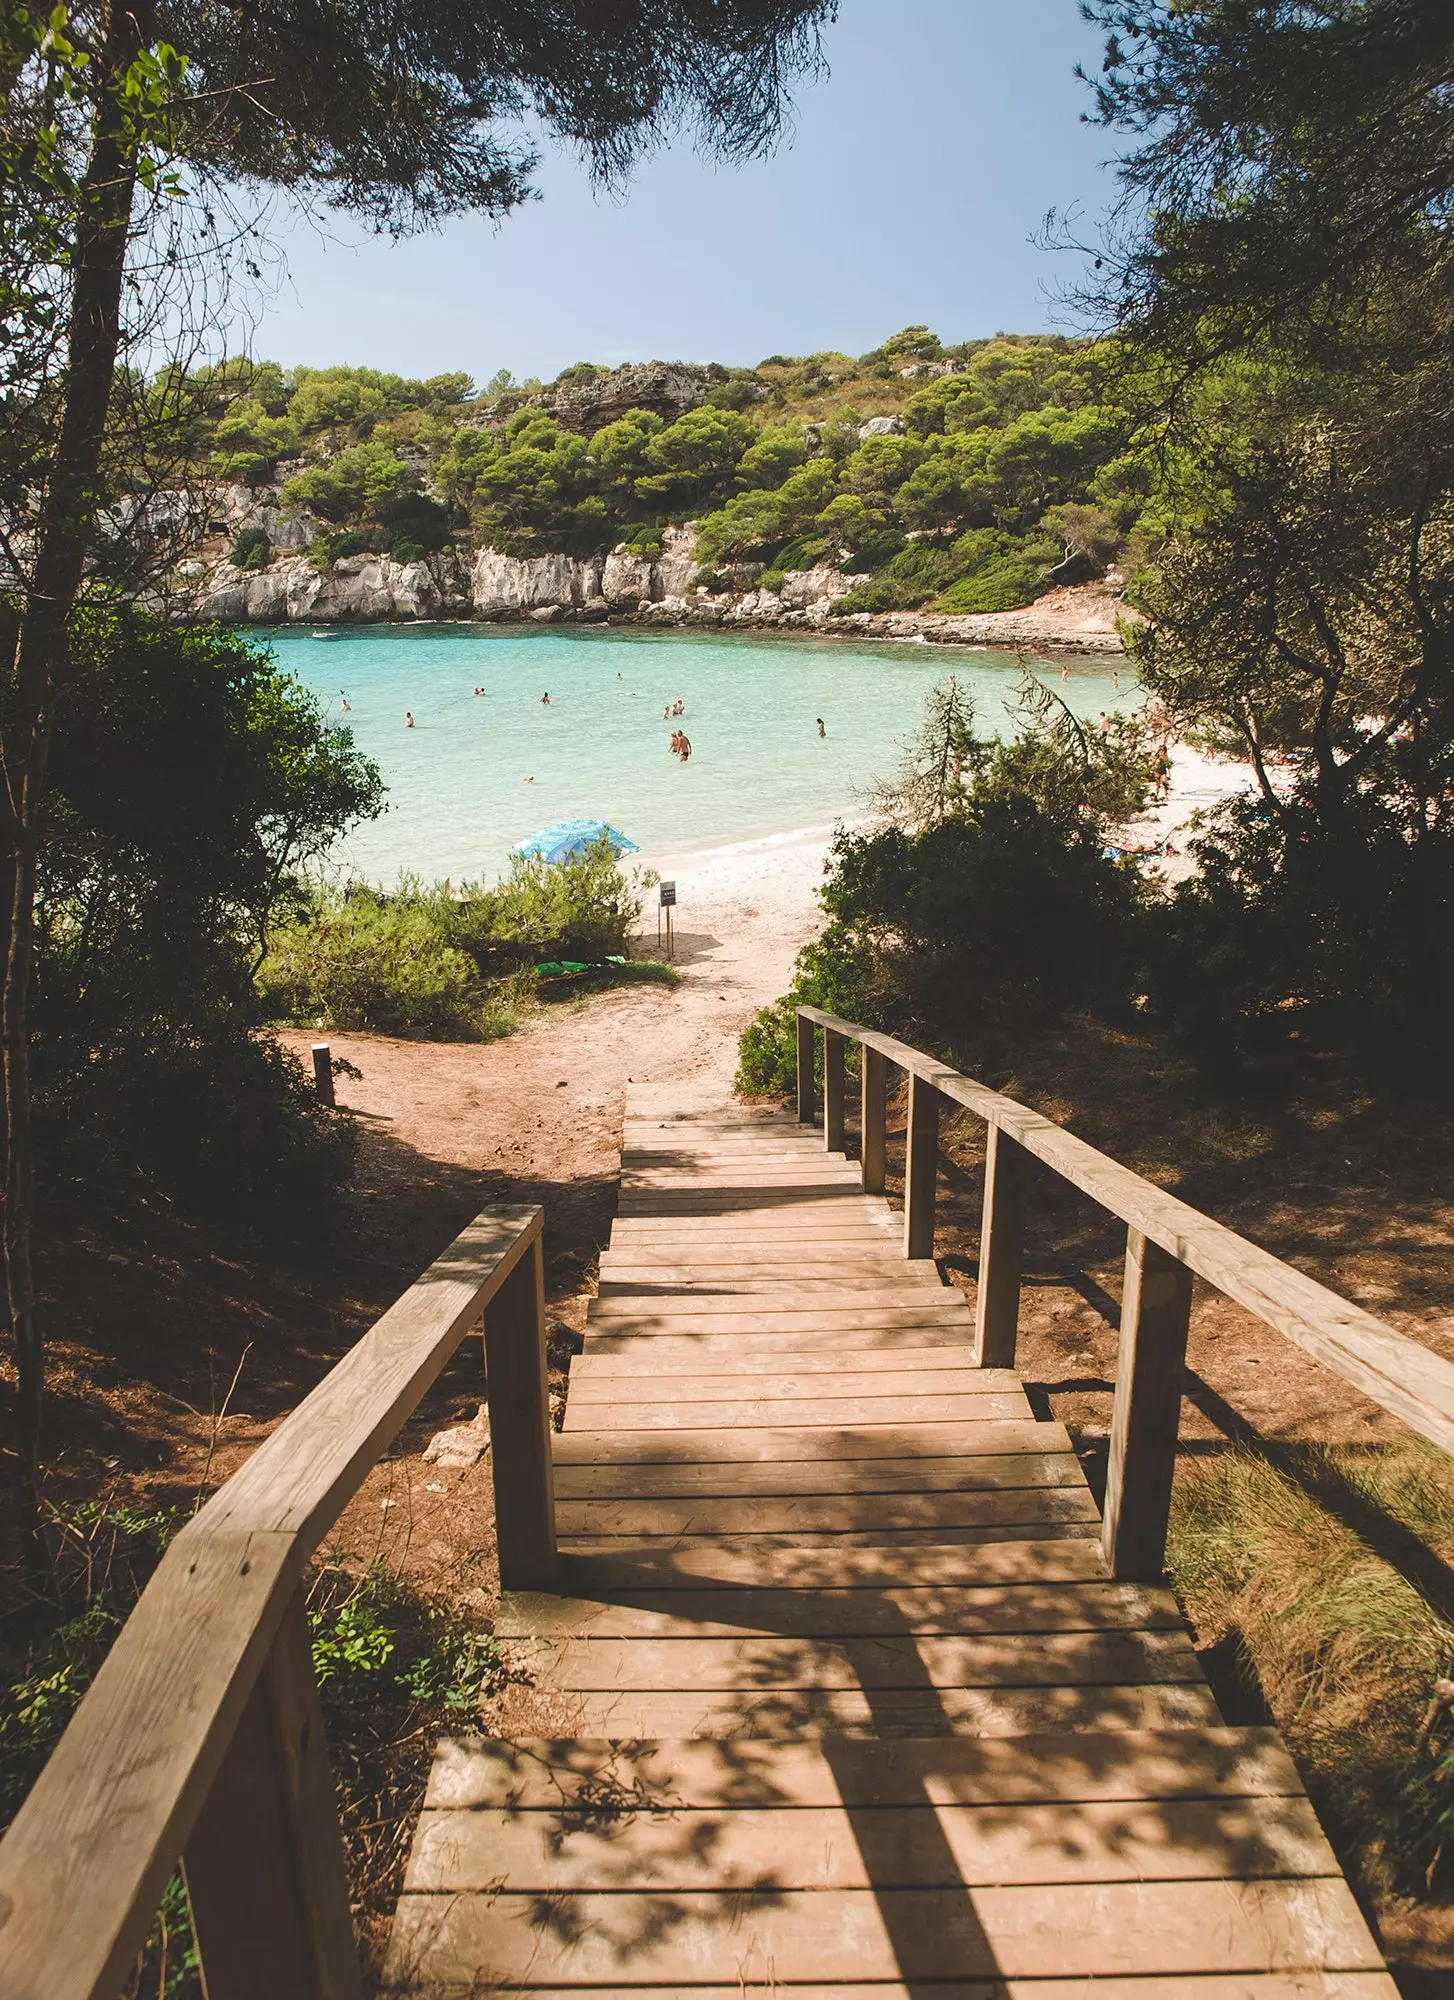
[155, 0, 836, 229]
[1083, 1, 1454, 363]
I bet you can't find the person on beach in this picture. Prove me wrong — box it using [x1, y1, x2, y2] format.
[405, 712, 414, 728]
[1153, 745, 1172, 799]
[817, 717, 825, 737]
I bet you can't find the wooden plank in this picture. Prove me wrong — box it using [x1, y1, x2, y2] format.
[824, 1024, 847, 1151]
[553, 1450, 1085, 1501]
[567, 1366, 1018, 1403]
[905, 1069, 941, 1259]
[530, 1627, 1199, 1692]
[797, 1005, 1454, 1459]
[502, 1679, 1220, 1740]
[495, 1579, 1180, 1639]
[796, 1007, 815, 1123]
[0, 1204, 543, 2000]
[553, 1486, 1100, 1537]
[1103, 1227, 1194, 1583]
[384, 1879, 1384, 1985]
[595, 1260, 943, 1283]
[574, 1347, 1001, 1377]
[558, 1522, 1104, 1551]
[583, 1326, 972, 1355]
[553, 1420, 1058, 1465]
[484, 1233, 556, 1591]
[393, 1979, 1398, 2000]
[407, 1793, 1338, 1892]
[555, 1537, 1112, 1589]
[561, 1392, 1032, 1430]
[862, 1041, 888, 1193]
[183, 1590, 363, 2000]
[423, 1725, 1307, 1811]
[203, 1206, 541, 1548]
[596, 1280, 946, 1299]
[975, 1122, 1028, 1369]
[587, 1297, 970, 1324]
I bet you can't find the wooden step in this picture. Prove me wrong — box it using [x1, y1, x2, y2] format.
[561, 1391, 1032, 1430]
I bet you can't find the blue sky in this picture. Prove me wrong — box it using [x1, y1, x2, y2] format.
[255, 0, 1116, 381]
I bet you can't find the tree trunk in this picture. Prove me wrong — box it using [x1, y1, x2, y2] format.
[4, 0, 145, 1575]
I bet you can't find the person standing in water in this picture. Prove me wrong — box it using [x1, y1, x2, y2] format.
[405, 712, 414, 728]
[816, 717, 825, 738]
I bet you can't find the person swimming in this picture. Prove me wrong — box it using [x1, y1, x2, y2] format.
[340, 698, 351, 711]
[474, 686, 485, 696]
[541, 692, 551, 705]
[405, 712, 414, 728]
[817, 717, 825, 738]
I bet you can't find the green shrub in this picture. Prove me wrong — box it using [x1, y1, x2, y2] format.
[229, 525, 271, 570]
[757, 567, 788, 593]
[262, 840, 648, 1040]
[619, 523, 665, 556]
[261, 882, 513, 1039]
[938, 561, 1047, 612]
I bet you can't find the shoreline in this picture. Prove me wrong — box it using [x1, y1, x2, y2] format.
[208, 570, 1133, 656]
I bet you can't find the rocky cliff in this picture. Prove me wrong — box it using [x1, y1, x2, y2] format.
[185, 508, 1129, 652]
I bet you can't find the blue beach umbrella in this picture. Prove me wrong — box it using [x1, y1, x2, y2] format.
[512, 818, 640, 865]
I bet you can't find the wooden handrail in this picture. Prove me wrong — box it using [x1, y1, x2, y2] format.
[797, 1006, 1454, 1576]
[0, 1203, 551, 2000]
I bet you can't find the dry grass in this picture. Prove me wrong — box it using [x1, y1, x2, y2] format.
[1167, 1442, 1454, 1902]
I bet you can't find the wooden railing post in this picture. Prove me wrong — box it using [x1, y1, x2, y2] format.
[860, 1045, 887, 1194]
[904, 1071, 940, 1260]
[485, 1232, 557, 1590]
[183, 1588, 363, 2000]
[974, 1124, 1029, 1368]
[796, 1011, 815, 1125]
[823, 1027, 846, 1153]
[1101, 1227, 1194, 1581]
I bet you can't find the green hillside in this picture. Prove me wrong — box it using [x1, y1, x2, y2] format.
[183, 327, 1145, 614]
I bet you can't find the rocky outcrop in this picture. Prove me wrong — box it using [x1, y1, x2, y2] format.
[545, 361, 711, 434]
[857, 415, 905, 439]
[471, 548, 603, 616]
[193, 551, 459, 623]
[179, 535, 1130, 653]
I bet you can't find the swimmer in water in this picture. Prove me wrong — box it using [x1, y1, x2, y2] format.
[817, 717, 825, 738]
[474, 686, 485, 696]
[677, 732, 692, 762]
[405, 712, 414, 728]
[340, 697, 351, 711]
[663, 704, 672, 720]
[523, 774, 535, 783]
[541, 692, 551, 705]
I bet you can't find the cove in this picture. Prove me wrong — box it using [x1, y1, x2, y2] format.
[263, 622, 1132, 884]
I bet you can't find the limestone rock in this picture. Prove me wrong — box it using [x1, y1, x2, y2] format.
[653, 523, 700, 599]
[546, 360, 710, 434]
[423, 1404, 491, 1468]
[778, 565, 861, 611]
[471, 548, 602, 615]
[857, 415, 905, 439]
[602, 549, 656, 607]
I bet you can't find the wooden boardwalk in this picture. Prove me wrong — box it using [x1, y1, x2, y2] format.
[385, 1091, 1395, 1996]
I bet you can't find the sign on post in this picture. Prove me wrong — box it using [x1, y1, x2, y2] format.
[658, 881, 676, 959]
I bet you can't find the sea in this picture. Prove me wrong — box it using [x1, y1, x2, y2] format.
[258, 622, 1133, 885]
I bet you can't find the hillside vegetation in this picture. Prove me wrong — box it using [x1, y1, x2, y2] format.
[180, 328, 1143, 614]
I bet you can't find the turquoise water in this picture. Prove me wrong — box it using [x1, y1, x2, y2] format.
[261, 623, 1132, 884]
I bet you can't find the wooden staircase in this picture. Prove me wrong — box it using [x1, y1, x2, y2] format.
[384, 1090, 1395, 1996]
